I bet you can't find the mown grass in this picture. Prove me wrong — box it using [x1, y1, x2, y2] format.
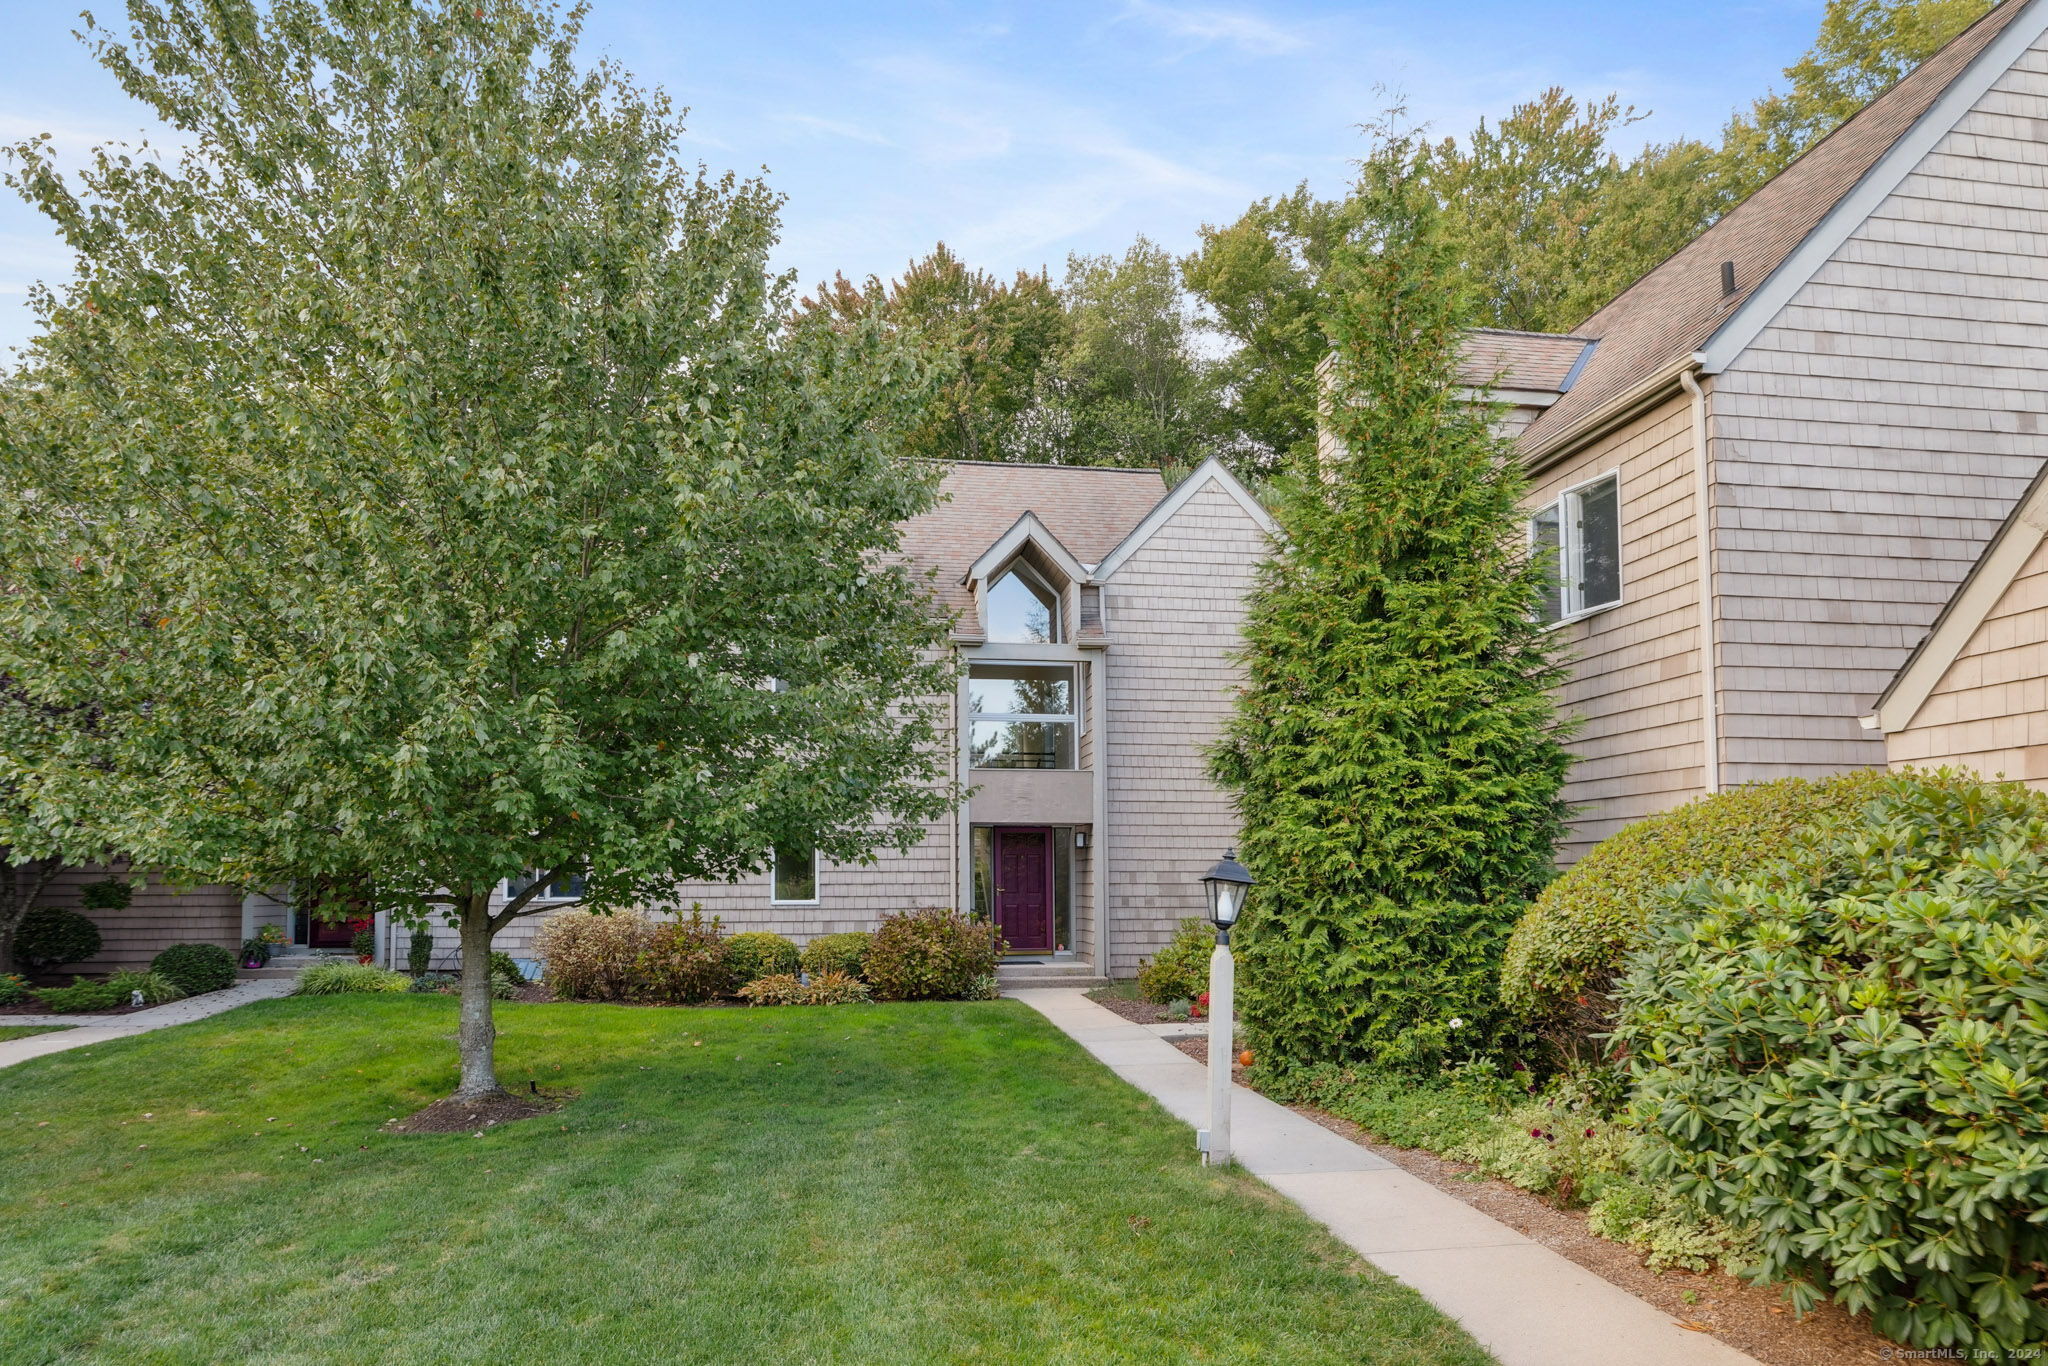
[0, 1026, 71, 1042]
[0, 995, 1489, 1365]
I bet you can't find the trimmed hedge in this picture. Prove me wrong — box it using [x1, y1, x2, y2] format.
[16, 908, 103, 971]
[799, 932, 870, 980]
[1501, 771, 1905, 1060]
[724, 932, 799, 989]
[151, 942, 238, 995]
[1616, 770, 2048, 1351]
[863, 909, 1003, 1002]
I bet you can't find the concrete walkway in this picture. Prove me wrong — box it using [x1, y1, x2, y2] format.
[0, 979, 296, 1070]
[1013, 988, 1758, 1366]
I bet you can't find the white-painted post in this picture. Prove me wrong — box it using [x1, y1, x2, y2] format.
[1203, 938, 1234, 1167]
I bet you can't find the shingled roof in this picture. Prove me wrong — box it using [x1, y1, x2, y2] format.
[1457, 328, 1595, 393]
[896, 461, 1168, 623]
[1518, 0, 2034, 455]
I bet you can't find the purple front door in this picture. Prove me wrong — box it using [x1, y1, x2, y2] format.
[993, 827, 1054, 954]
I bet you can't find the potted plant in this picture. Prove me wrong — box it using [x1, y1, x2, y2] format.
[350, 925, 376, 964]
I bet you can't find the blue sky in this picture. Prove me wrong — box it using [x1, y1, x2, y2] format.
[0, 1, 1824, 355]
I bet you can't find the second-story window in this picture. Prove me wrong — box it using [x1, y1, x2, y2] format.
[1530, 472, 1622, 624]
[985, 564, 1061, 643]
[969, 663, 1078, 769]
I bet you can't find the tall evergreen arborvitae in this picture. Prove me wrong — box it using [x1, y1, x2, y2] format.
[1212, 133, 1573, 1073]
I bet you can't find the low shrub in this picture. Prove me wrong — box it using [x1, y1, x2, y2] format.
[965, 973, 1000, 1002]
[294, 961, 410, 995]
[637, 910, 729, 1004]
[36, 979, 125, 1013]
[864, 908, 1003, 1002]
[738, 970, 873, 1007]
[724, 932, 799, 989]
[0, 973, 26, 1006]
[408, 972, 456, 993]
[1136, 920, 1213, 1004]
[16, 908, 103, 971]
[1585, 1170, 1749, 1274]
[106, 970, 187, 1005]
[150, 942, 238, 995]
[350, 926, 376, 959]
[1616, 770, 2048, 1351]
[799, 932, 871, 980]
[407, 929, 435, 977]
[533, 910, 656, 1002]
[1502, 771, 1906, 1062]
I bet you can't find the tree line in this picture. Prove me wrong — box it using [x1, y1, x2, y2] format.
[831, 0, 1992, 480]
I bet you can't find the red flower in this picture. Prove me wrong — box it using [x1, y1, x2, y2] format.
[1529, 1128, 1542, 1138]
[1584, 1128, 1595, 1138]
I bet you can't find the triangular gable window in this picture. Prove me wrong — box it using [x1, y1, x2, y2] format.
[985, 562, 1061, 644]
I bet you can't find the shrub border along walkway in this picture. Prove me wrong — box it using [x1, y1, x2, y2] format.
[1011, 989, 1758, 1366]
[0, 980, 294, 1069]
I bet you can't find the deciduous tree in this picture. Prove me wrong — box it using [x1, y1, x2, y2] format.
[0, 0, 959, 1099]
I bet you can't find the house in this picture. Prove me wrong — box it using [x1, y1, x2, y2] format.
[1471, 0, 2048, 855]
[425, 456, 1276, 981]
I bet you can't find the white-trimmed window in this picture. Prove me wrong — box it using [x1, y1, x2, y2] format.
[771, 844, 818, 905]
[506, 870, 586, 903]
[1530, 472, 1622, 624]
[984, 563, 1061, 643]
[969, 662, 1079, 769]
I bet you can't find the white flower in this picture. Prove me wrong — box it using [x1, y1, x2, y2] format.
[1448, 1017, 1464, 1029]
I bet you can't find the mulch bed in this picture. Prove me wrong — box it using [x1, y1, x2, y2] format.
[384, 1086, 575, 1134]
[1085, 988, 1205, 1027]
[1170, 1036, 1900, 1366]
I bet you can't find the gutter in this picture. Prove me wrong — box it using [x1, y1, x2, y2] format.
[1679, 362, 1722, 795]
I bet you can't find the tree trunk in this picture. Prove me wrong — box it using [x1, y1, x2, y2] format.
[453, 895, 508, 1101]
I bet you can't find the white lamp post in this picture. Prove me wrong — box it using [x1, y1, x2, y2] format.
[1197, 849, 1252, 1167]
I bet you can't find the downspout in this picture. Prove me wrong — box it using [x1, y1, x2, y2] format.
[1679, 365, 1722, 795]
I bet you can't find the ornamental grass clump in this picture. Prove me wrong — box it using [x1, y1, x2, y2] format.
[294, 962, 410, 995]
[863, 909, 1003, 1002]
[1615, 769, 2048, 1351]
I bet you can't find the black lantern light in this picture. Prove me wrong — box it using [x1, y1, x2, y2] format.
[1201, 849, 1254, 940]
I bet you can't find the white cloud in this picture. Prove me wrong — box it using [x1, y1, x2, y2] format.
[1117, 0, 1307, 57]
[775, 112, 893, 146]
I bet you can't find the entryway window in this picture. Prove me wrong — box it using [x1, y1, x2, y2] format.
[771, 844, 818, 905]
[985, 563, 1061, 643]
[969, 662, 1078, 769]
[1530, 472, 1622, 623]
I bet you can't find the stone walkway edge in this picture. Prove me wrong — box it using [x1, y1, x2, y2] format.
[1011, 987, 1758, 1366]
[0, 979, 295, 1070]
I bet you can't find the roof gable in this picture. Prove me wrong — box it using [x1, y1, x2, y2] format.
[1519, 0, 2042, 459]
[1094, 457, 1278, 581]
[1870, 460, 2048, 732]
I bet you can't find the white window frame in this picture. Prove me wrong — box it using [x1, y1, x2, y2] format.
[505, 870, 586, 905]
[983, 560, 1063, 645]
[769, 845, 819, 906]
[967, 660, 1083, 770]
[1529, 469, 1623, 626]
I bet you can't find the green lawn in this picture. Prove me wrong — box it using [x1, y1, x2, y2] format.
[0, 1026, 71, 1042]
[0, 996, 1488, 1365]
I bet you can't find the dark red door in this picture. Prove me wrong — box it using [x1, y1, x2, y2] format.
[993, 828, 1053, 954]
